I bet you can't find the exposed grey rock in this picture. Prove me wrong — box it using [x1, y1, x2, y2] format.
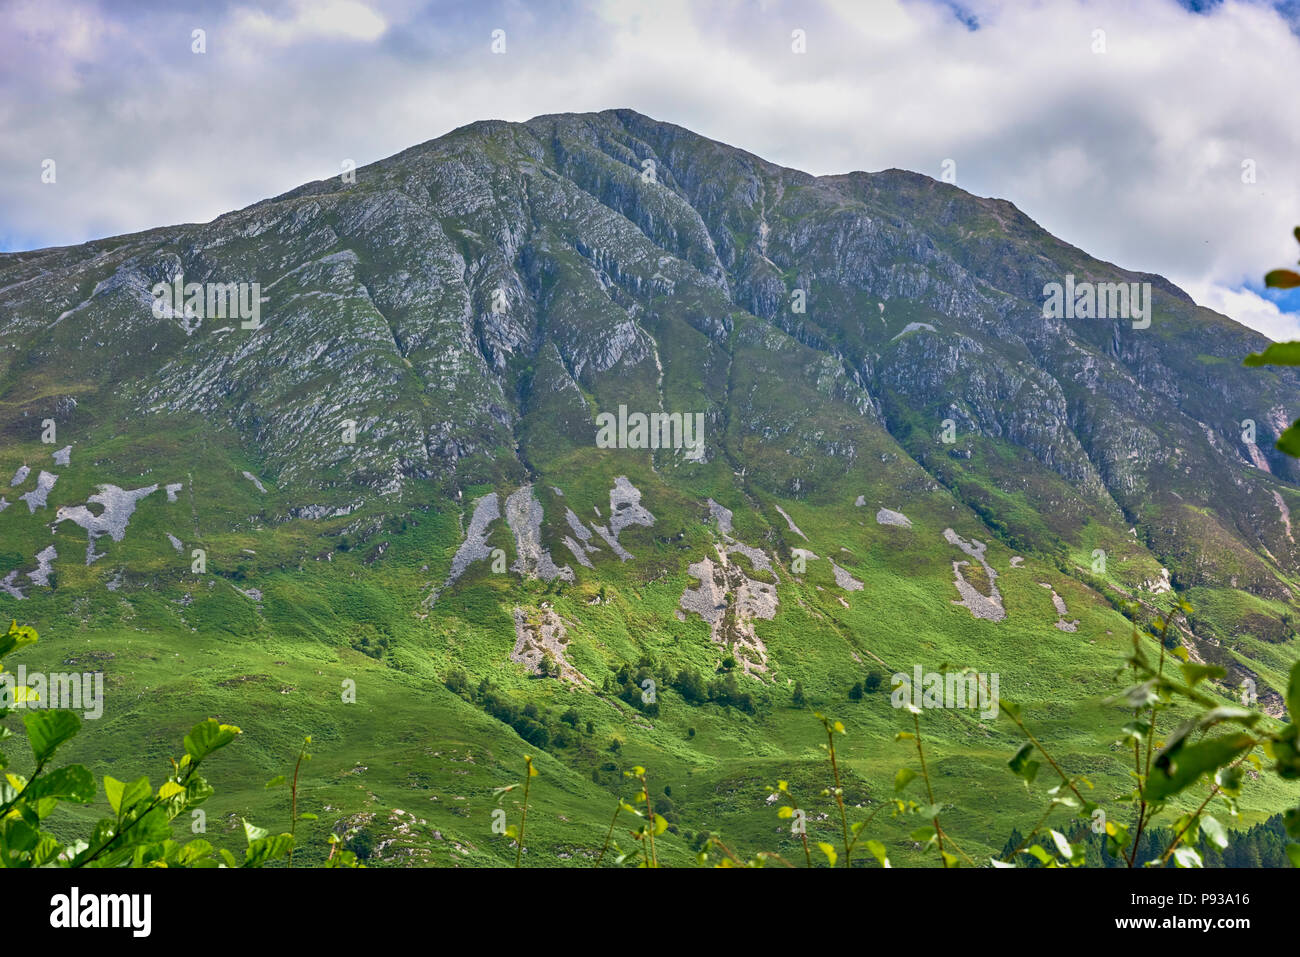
[52, 446, 71, 466]
[167, 533, 183, 551]
[242, 471, 267, 494]
[725, 540, 774, 576]
[54, 484, 159, 564]
[707, 498, 733, 536]
[876, 508, 912, 528]
[943, 528, 1005, 622]
[165, 483, 183, 502]
[678, 548, 775, 676]
[562, 536, 594, 568]
[20, 471, 57, 512]
[891, 321, 937, 340]
[0, 571, 24, 599]
[510, 606, 586, 684]
[291, 502, 361, 520]
[505, 485, 573, 583]
[591, 523, 634, 562]
[608, 476, 654, 537]
[774, 504, 807, 540]
[1040, 582, 1079, 631]
[586, 477, 655, 562]
[28, 545, 56, 587]
[10, 465, 29, 487]
[829, 559, 864, 591]
[426, 492, 500, 604]
[565, 508, 594, 544]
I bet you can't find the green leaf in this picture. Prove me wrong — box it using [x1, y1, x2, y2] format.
[1245, 340, 1300, 366]
[1200, 815, 1228, 851]
[22, 710, 80, 764]
[1048, 829, 1073, 861]
[1179, 662, 1225, 687]
[184, 719, 241, 762]
[1283, 806, 1300, 839]
[1008, 742, 1040, 785]
[22, 764, 95, 804]
[864, 839, 890, 868]
[1277, 422, 1300, 458]
[243, 833, 294, 868]
[893, 768, 917, 792]
[1147, 733, 1254, 801]
[1287, 662, 1300, 725]
[242, 819, 270, 844]
[1263, 269, 1300, 289]
[1171, 845, 1203, 868]
[184, 774, 215, 807]
[816, 842, 837, 867]
[264, 775, 287, 789]
[1287, 844, 1300, 868]
[1023, 844, 1053, 865]
[1105, 820, 1130, 858]
[0, 621, 38, 659]
[103, 775, 151, 816]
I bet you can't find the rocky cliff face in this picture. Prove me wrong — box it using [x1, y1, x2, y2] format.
[3, 108, 1299, 601]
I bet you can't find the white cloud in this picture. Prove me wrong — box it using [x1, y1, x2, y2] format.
[1178, 278, 1300, 343]
[2, 0, 1298, 339]
[231, 0, 387, 44]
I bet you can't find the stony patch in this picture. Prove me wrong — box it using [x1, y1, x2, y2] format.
[1039, 582, 1079, 632]
[943, 528, 1005, 622]
[426, 492, 500, 604]
[20, 471, 57, 513]
[774, 503, 807, 540]
[829, 559, 864, 591]
[505, 485, 573, 583]
[875, 508, 912, 528]
[510, 606, 586, 683]
[0, 571, 24, 600]
[55, 484, 161, 564]
[29, 545, 56, 587]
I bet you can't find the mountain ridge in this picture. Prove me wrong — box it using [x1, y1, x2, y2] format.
[1, 108, 1298, 865]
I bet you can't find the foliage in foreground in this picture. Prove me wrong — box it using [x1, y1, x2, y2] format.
[494, 605, 1300, 868]
[0, 620, 358, 867]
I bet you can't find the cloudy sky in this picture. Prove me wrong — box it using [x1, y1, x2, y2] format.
[3, 0, 1299, 337]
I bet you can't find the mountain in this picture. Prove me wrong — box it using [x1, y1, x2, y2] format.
[1, 109, 1297, 865]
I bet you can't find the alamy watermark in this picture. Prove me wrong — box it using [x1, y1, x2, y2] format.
[891, 666, 998, 720]
[0, 667, 104, 719]
[595, 404, 704, 460]
[151, 273, 262, 330]
[1042, 275, 1150, 329]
